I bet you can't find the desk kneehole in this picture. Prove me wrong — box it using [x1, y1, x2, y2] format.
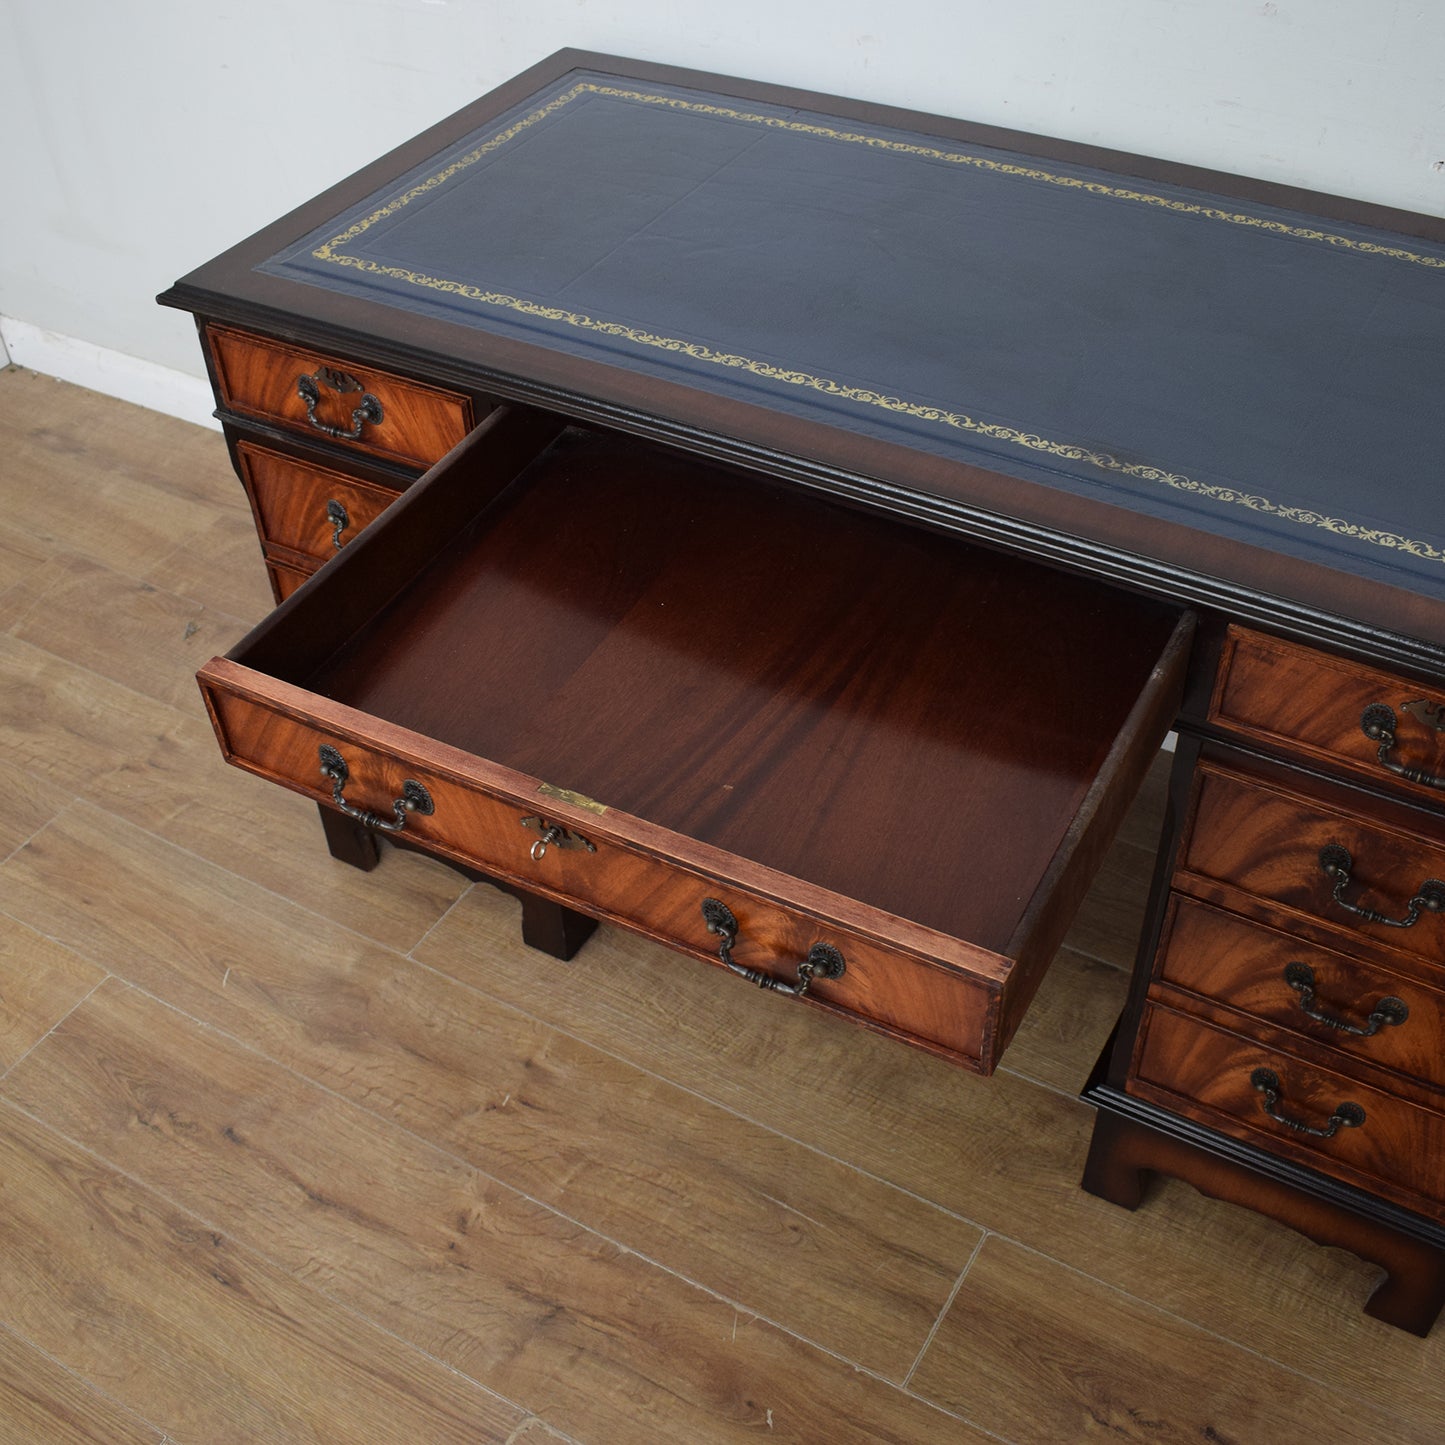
[197, 407, 1192, 1073]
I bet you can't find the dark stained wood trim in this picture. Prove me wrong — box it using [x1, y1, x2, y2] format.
[157, 51, 1445, 674]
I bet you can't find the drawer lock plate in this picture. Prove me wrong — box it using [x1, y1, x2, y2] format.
[520, 815, 596, 861]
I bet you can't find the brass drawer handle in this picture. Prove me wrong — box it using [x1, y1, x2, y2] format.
[1317, 844, 1445, 929]
[1249, 1067, 1365, 1139]
[297, 367, 384, 441]
[701, 898, 845, 997]
[318, 744, 433, 832]
[325, 498, 350, 550]
[1283, 962, 1409, 1036]
[1361, 702, 1445, 790]
[519, 815, 596, 861]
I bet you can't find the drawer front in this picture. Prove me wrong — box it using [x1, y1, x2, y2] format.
[1132, 1003, 1445, 1217]
[1212, 627, 1445, 801]
[208, 326, 473, 469]
[1155, 897, 1445, 1087]
[200, 681, 1001, 1068]
[265, 556, 314, 603]
[1180, 764, 1445, 966]
[237, 442, 399, 563]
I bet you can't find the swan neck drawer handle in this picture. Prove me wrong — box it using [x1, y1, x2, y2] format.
[1283, 962, 1408, 1036]
[325, 498, 351, 550]
[296, 368, 384, 441]
[318, 744, 432, 833]
[701, 898, 845, 997]
[1361, 702, 1445, 790]
[1249, 1067, 1365, 1139]
[1317, 843, 1445, 929]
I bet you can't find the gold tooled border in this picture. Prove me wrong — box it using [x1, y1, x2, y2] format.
[310, 81, 1445, 569]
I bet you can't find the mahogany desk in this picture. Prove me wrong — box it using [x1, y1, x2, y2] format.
[160, 50, 1445, 1334]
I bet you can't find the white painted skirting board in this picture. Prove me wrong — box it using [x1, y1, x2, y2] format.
[0, 316, 219, 431]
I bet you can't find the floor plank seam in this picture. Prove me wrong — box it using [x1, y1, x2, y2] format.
[15, 791, 458, 964]
[1056, 941, 1132, 974]
[998, 1230, 1412, 1403]
[5, 775, 1109, 1258]
[409, 875, 482, 957]
[902, 1233, 985, 1391]
[400, 945, 1001, 1233]
[2, 629, 222, 738]
[7, 978, 984, 1433]
[0, 1092, 545, 1437]
[994, 1059, 1095, 1106]
[0, 811, 67, 875]
[0, 1317, 174, 1442]
[0, 969, 110, 1087]
[4, 534, 258, 646]
[502, 1415, 584, 1445]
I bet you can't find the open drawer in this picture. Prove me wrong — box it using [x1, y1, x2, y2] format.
[198, 406, 1192, 1072]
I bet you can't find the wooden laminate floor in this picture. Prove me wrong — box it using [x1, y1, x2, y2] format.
[0, 366, 1440, 1444]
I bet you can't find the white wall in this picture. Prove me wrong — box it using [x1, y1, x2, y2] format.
[3, 0, 1443, 396]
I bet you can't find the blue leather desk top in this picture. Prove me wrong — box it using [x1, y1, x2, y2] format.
[261, 70, 1445, 603]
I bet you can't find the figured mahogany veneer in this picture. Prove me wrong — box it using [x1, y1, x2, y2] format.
[1178, 760, 1445, 969]
[199, 687, 1000, 1061]
[1212, 627, 1445, 804]
[1132, 1004, 1445, 1220]
[266, 556, 312, 602]
[1153, 897, 1445, 1092]
[235, 441, 399, 566]
[207, 326, 474, 470]
[1096, 707, 1445, 1328]
[198, 408, 1190, 1071]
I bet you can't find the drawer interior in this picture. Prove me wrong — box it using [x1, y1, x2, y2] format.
[234, 413, 1188, 952]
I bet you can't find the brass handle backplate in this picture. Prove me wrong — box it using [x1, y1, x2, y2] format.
[701, 898, 845, 997]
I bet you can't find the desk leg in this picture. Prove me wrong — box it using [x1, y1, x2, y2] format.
[1083, 1085, 1445, 1337]
[314, 804, 597, 960]
[493, 881, 598, 961]
[318, 804, 381, 871]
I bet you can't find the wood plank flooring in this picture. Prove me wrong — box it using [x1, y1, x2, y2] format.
[0, 365, 1441, 1443]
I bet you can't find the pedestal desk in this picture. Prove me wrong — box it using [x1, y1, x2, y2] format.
[160, 50, 1445, 1334]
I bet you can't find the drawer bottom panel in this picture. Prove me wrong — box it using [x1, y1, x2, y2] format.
[1130, 1003, 1445, 1220]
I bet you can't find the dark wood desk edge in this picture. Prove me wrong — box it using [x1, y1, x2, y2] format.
[156, 48, 1445, 675]
[158, 274, 1445, 680]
